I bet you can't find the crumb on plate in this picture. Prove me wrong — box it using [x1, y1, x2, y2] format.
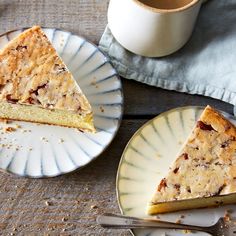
[4, 127, 16, 132]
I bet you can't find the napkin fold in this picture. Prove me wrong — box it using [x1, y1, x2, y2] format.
[99, 1, 236, 114]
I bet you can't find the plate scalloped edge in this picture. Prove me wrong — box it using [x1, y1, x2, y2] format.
[116, 106, 236, 236]
[0, 27, 123, 178]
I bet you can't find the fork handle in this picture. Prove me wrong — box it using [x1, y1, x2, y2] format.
[97, 213, 213, 234]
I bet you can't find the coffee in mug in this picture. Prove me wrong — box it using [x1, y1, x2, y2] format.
[138, 0, 195, 10]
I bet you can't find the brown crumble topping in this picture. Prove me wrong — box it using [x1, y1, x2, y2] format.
[197, 121, 215, 131]
[158, 178, 167, 192]
[186, 186, 191, 193]
[173, 167, 179, 174]
[174, 184, 180, 191]
[183, 153, 189, 160]
[216, 184, 226, 195]
[16, 45, 27, 51]
[6, 95, 19, 103]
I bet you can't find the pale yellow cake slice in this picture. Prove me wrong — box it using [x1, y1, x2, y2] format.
[0, 26, 95, 132]
[147, 106, 236, 214]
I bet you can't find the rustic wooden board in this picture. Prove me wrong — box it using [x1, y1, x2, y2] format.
[123, 79, 233, 117]
[0, 0, 109, 44]
[0, 119, 146, 236]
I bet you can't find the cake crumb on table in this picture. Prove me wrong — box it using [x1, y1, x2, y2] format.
[90, 205, 98, 209]
[62, 217, 68, 222]
[99, 106, 104, 113]
[45, 200, 52, 206]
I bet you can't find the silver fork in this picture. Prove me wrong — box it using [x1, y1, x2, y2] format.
[97, 213, 236, 236]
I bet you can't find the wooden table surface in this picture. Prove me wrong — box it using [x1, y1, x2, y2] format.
[0, 0, 233, 235]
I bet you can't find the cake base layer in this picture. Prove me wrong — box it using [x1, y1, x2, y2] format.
[0, 101, 95, 132]
[147, 192, 236, 214]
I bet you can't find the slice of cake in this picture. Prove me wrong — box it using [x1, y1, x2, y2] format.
[0, 26, 95, 132]
[147, 106, 236, 214]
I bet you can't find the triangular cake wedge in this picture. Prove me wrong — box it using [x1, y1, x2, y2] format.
[0, 26, 95, 132]
[147, 106, 236, 214]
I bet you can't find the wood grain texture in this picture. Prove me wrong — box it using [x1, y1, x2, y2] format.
[0, 0, 109, 44]
[0, 0, 234, 235]
[123, 79, 233, 117]
[0, 119, 146, 235]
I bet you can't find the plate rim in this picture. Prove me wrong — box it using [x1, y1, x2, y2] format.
[116, 105, 234, 236]
[0, 27, 124, 178]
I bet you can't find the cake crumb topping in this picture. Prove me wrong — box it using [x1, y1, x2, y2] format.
[149, 106, 236, 214]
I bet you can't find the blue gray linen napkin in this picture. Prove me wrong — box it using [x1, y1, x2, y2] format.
[99, 1, 236, 113]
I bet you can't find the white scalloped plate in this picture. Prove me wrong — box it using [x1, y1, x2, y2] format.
[0, 28, 123, 178]
[117, 106, 236, 236]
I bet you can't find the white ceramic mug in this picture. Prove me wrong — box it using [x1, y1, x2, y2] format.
[108, 0, 203, 57]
